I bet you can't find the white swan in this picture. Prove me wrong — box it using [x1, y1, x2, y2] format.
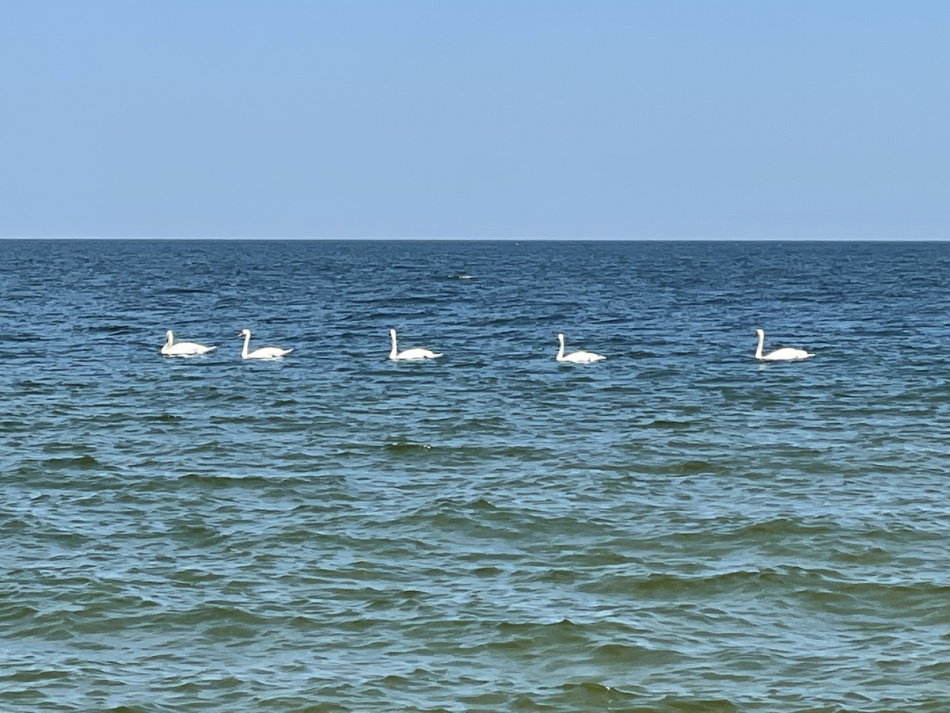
[755, 328, 813, 361]
[161, 330, 216, 357]
[389, 329, 441, 361]
[556, 333, 605, 363]
[239, 328, 293, 359]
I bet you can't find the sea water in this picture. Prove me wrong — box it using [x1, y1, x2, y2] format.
[1, 239, 949, 712]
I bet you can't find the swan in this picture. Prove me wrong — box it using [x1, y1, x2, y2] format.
[556, 333, 605, 363]
[755, 328, 813, 361]
[161, 330, 216, 357]
[239, 328, 293, 359]
[389, 329, 441, 361]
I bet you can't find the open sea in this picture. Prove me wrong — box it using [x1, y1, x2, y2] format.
[2, 239, 950, 712]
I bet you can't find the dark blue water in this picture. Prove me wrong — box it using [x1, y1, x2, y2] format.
[2, 240, 950, 712]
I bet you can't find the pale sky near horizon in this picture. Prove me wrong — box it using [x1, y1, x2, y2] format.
[1, 1, 948, 239]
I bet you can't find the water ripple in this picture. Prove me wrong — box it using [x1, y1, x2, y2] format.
[1, 240, 950, 711]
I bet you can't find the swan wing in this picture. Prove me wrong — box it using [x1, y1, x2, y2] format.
[164, 341, 215, 356]
[562, 350, 605, 363]
[763, 347, 812, 361]
[247, 346, 292, 359]
[393, 348, 441, 360]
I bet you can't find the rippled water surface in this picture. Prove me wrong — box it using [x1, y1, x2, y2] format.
[2, 239, 950, 712]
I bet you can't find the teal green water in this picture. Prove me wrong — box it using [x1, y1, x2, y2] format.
[2, 240, 949, 711]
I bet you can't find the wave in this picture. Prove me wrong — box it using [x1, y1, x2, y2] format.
[42, 454, 101, 470]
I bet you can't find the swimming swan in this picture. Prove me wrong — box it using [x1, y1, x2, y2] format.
[161, 330, 216, 357]
[556, 333, 605, 363]
[389, 329, 442, 361]
[239, 328, 293, 359]
[755, 328, 813, 361]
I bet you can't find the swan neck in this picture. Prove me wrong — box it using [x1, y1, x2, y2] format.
[755, 332, 764, 360]
[556, 335, 565, 361]
[389, 332, 398, 359]
[242, 332, 250, 358]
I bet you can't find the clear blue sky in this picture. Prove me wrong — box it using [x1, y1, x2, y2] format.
[1, 1, 948, 239]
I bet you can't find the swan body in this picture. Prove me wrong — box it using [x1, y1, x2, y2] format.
[161, 330, 216, 356]
[556, 333, 605, 363]
[755, 328, 813, 361]
[389, 329, 441, 361]
[239, 328, 293, 359]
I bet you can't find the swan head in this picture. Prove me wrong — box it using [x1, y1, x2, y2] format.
[165, 330, 174, 341]
[755, 328, 764, 337]
[557, 333, 565, 342]
[389, 328, 397, 338]
[238, 328, 251, 337]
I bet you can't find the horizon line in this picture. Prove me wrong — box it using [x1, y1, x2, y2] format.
[1, 236, 948, 242]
